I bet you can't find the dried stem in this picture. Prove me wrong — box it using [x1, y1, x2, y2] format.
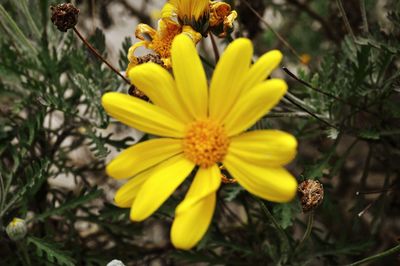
[209, 33, 220, 62]
[282, 67, 378, 116]
[242, 0, 303, 62]
[73, 27, 131, 85]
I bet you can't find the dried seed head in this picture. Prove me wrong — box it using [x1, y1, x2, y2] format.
[298, 180, 324, 212]
[51, 3, 80, 32]
[136, 54, 167, 68]
[6, 218, 27, 241]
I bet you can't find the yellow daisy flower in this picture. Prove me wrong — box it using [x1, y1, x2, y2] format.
[102, 34, 298, 250]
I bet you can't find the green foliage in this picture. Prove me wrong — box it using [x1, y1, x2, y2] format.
[28, 236, 76, 266]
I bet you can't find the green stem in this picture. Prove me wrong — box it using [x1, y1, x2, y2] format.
[335, 0, 356, 41]
[347, 244, 400, 266]
[296, 212, 314, 252]
[253, 196, 291, 262]
[17, 241, 32, 266]
[359, 0, 369, 34]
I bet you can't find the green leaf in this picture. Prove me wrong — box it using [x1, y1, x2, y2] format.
[35, 188, 103, 221]
[0, 4, 38, 57]
[272, 202, 298, 229]
[28, 236, 76, 266]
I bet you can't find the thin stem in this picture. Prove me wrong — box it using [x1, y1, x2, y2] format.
[253, 196, 291, 261]
[282, 67, 378, 116]
[359, 0, 369, 34]
[73, 27, 131, 85]
[285, 0, 338, 42]
[296, 212, 314, 252]
[0, 173, 4, 212]
[347, 244, 400, 266]
[242, 0, 303, 62]
[335, 0, 356, 41]
[284, 94, 338, 129]
[209, 33, 220, 62]
[17, 241, 32, 266]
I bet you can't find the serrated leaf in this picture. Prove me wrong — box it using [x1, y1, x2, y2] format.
[28, 236, 76, 266]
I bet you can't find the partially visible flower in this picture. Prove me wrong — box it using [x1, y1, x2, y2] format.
[169, 0, 210, 35]
[126, 3, 202, 73]
[102, 34, 298, 249]
[300, 53, 311, 65]
[126, 0, 237, 73]
[106, 260, 125, 266]
[209, 1, 238, 38]
[6, 218, 27, 241]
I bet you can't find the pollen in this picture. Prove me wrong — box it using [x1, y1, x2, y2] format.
[183, 119, 230, 168]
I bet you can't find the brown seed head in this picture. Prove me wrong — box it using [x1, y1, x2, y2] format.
[51, 3, 80, 32]
[298, 180, 324, 212]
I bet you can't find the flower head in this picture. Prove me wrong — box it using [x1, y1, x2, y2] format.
[6, 218, 27, 241]
[126, 1, 237, 73]
[169, 0, 210, 35]
[102, 34, 298, 250]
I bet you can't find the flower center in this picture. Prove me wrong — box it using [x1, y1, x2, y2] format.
[183, 119, 230, 168]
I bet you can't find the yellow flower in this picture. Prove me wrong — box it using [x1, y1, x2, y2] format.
[126, 3, 201, 73]
[209, 1, 238, 37]
[126, 1, 237, 73]
[102, 34, 298, 250]
[169, 0, 210, 35]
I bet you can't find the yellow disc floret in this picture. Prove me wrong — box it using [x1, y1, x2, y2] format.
[183, 119, 229, 168]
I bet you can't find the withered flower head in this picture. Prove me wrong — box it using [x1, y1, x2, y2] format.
[51, 3, 80, 32]
[298, 180, 324, 212]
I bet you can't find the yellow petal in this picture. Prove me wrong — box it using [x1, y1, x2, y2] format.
[171, 34, 208, 119]
[106, 138, 182, 179]
[224, 154, 297, 202]
[241, 50, 283, 93]
[161, 3, 176, 18]
[130, 154, 195, 221]
[176, 164, 221, 215]
[224, 79, 287, 136]
[129, 63, 192, 123]
[209, 38, 253, 122]
[102, 92, 185, 138]
[114, 169, 153, 208]
[171, 192, 216, 250]
[229, 130, 297, 167]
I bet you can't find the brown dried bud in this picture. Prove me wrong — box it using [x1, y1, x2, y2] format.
[128, 85, 149, 101]
[136, 54, 166, 68]
[298, 180, 324, 212]
[51, 3, 80, 32]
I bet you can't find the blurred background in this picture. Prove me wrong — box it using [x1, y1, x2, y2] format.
[0, 0, 399, 265]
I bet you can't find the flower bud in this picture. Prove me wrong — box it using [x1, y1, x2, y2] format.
[298, 180, 324, 212]
[6, 218, 27, 241]
[51, 3, 80, 32]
